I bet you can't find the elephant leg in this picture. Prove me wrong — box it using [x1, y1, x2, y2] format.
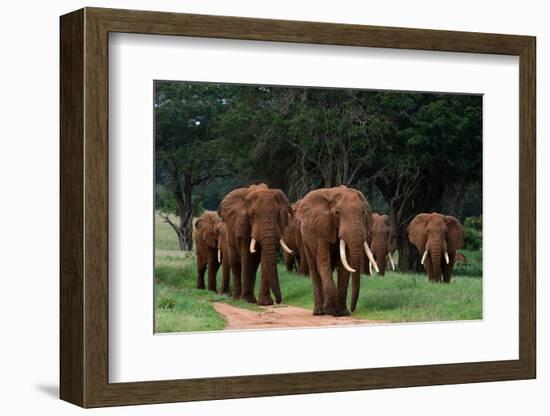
[304, 242, 324, 315]
[298, 248, 309, 276]
[229, 253, 242, 300]
[336, 264, 351, 316]
[196, 255, 206, 289]
[317, 242, 338, 315]
[220, 256, 231, 295]
[207, 253, 219, 293]
[442, 252, 456, 283]
[283, 251, 295, 272]
[241, 248, 257, 304]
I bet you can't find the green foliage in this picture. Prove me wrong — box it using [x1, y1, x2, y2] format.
[464, 216, 483, 250]
[155, 82, 482, 255]
[155, 184, 177, 213]
[454, 249, 483, 277]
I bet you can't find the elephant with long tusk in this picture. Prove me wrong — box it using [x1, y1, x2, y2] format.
[218, 183, 292, 305]
[296, 185, 376, 316]
[363, 213, 396, 276]
[408, 212, 465, 283]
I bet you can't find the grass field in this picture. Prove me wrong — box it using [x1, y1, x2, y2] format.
[154, 213, 483, 333]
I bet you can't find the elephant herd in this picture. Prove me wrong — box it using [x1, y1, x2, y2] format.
[193, 183, 465, 316]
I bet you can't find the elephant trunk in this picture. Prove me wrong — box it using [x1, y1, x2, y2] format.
[260, 225, 282, 304]
[348, 240, 363, 312]
[374, 246, 387, 276]
[430, 244, 442, 282]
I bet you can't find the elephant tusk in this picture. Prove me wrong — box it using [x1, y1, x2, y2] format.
[444, 252, 450, 264]
[388, 253, 395, 271]
[280, 239, 294, 254]
[339, 239, 356, 273]
[218, 248, 221, 263]
[363, 241, 379, 273]
[421, 250, 428, 265]
[368, 261, 373, 275]
[250, 238, 257, 253]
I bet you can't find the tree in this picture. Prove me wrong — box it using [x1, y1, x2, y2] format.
[156, 83, 482, 266]
[154, 82, 239, 250]
[359, 92, 482, 271]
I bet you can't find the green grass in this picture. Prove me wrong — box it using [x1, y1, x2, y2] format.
[154, 212, 483, 332]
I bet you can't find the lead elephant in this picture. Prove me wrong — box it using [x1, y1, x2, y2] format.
[282, 201, 309, 276]
[407, 212, 464, 283]
[296, 186, 378, 316]
[194, 212, 222, 292]
[218, 183, 293, 305]
[214, 221, 231, 295]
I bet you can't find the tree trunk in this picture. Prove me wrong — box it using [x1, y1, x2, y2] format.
[376, 174, 444, 273]
[171, 173, 195, 251]
[396, 232, 423, 272]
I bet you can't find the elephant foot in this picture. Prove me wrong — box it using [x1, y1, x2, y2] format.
[243, 293, 257, 304]
[333, 307, 350, 317]
[208, 286, 217, 293]
[322, 305, 339, 316]
[232, 293, 241, 301]
[313, 307, 325, 316]
[257, 295, 274, 306]
[221, 290, 232, 296]
[197, 282, 205, 290]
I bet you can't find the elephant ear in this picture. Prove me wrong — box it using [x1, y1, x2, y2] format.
[445, 216, 465, 252]
[356, 190, 374, 240]
[407, 213, 430, 251]
[296, 189, 338, 243]
[195, 217, 209, 243]
[273, 189, 292, 233]
[218, 187, 250, 239]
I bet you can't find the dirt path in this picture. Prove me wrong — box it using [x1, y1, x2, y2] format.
[213, 302, 384, 330]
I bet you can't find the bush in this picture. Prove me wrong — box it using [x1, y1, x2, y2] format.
[463, 215, 482, 250]
[155, 184, 205, 216]
[155, 184, 177, 213]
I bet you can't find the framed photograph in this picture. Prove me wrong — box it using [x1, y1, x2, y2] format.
[60, 7, 536, 408]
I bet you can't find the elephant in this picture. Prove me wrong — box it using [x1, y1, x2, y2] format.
[407, 212, 464, 283]
[282, 201, 309, 276]
[194, 212, 222, 292]
[218, 183, 293, 305]
[296, 185, 378, 316]
[214, 221, 231, 295]
[364, 213, 396, 276]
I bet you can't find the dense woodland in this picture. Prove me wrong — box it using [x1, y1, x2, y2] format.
[155, 81, 482, 271]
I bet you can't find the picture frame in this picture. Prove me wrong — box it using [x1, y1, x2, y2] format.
[60, 7, 536, 408]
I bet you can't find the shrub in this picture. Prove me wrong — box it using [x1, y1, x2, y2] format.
[158, 296, 176, 310]
[463, 215, 482, 250]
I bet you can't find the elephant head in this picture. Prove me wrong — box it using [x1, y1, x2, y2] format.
[214, 221, 228, 263]
[407, 212, 464, 282]
[218, 183, 292, 304]
[369, 213, 395, 276]
[297, 185, 378, 311]
[195, 212, 221, 250]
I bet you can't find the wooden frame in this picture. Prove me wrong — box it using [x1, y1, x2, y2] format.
[60, 7, 536, 408]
